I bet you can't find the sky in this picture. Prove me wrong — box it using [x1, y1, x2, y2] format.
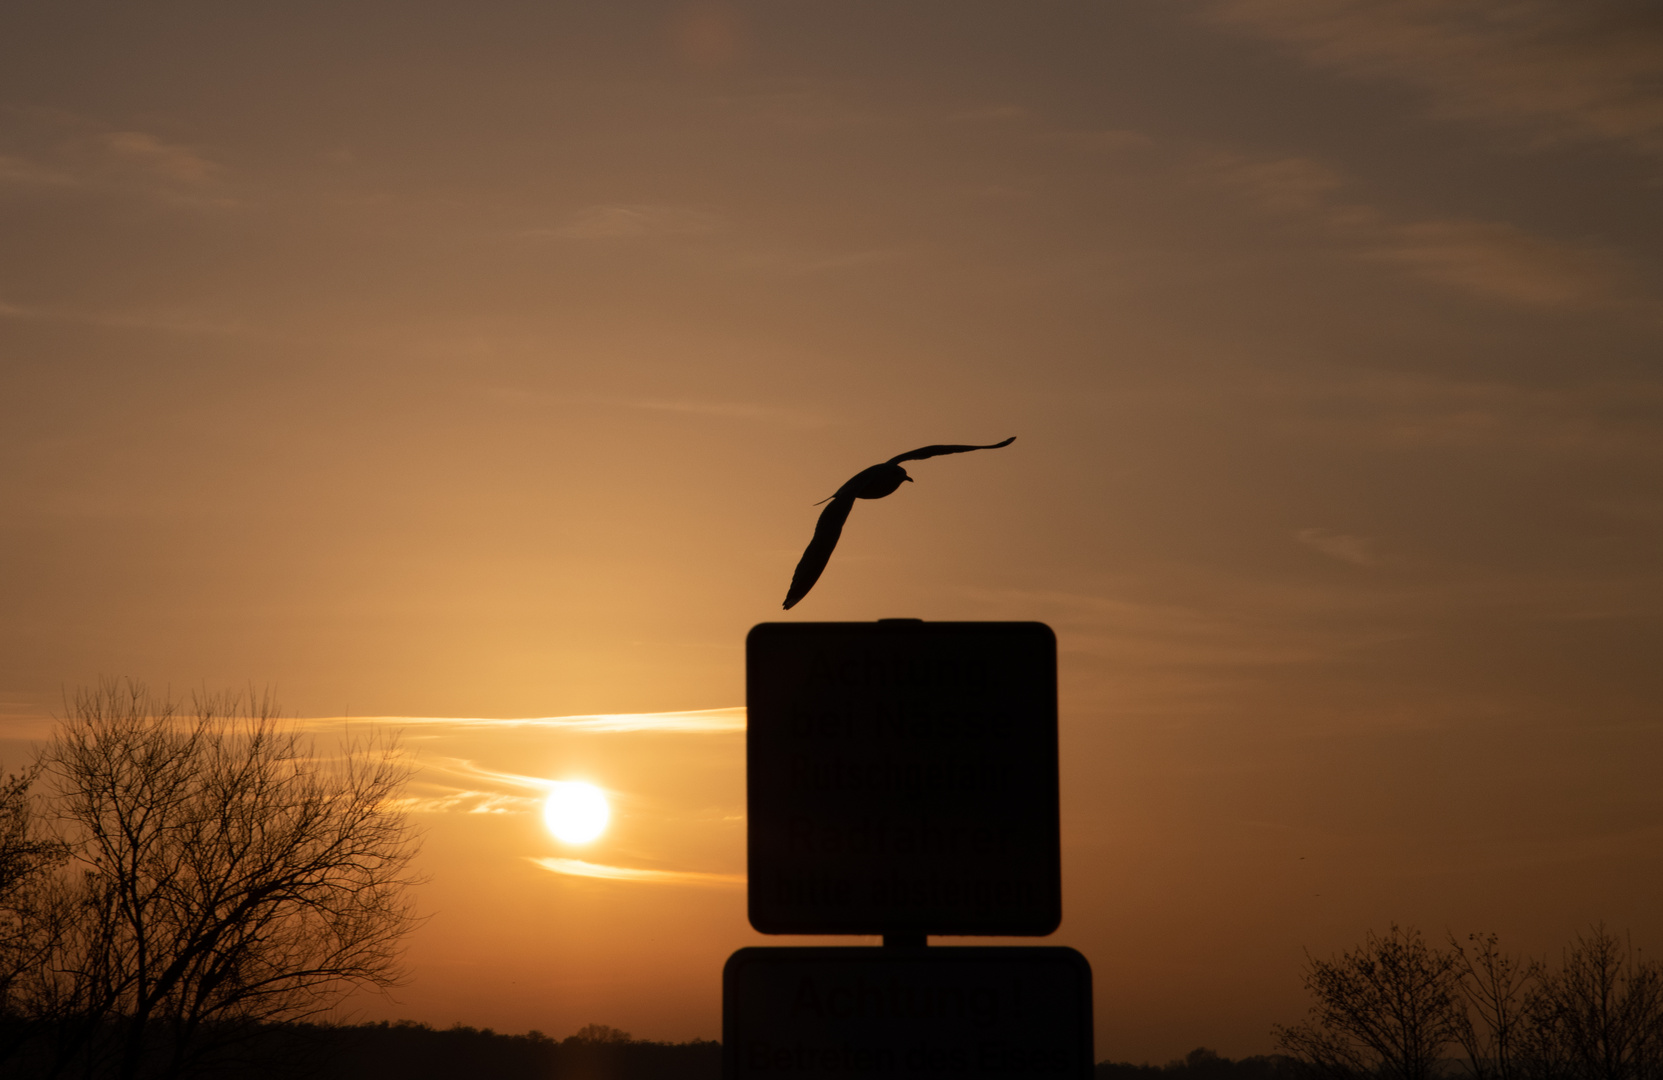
[2, 0, 1662, 1064]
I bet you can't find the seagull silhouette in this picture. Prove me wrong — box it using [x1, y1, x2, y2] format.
[782, 437, 1016, 610]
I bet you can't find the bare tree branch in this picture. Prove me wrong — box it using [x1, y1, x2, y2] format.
[34, 679, 422, 1080]
[1275, 925, 1464, 1080]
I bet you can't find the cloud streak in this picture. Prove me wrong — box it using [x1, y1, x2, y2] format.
[0, 115, 231, 208]
[527, 204, 722, 240]
[527, 857, 744, 887]
[1296, 528, 1382, 568]
[480, 387, 829, 429]
[397, 790, 533, 815]
[98, 131, 222, 183]
[296, 707, 746, 735]
[0, 298, 247, 336]
[1200, 150, 1634, 311]
[1200, 0, 1663, 159]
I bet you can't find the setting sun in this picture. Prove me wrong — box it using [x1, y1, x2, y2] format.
[543, 781, 610, 845]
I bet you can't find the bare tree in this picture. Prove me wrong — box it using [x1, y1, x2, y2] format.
[1521, 925, 1663, 1080]
[0, 767, 73, 1068]
[39, 679, 421, 1080]
[1275, 925, 1465, 1080]
[1451, 932, 1535, 1080]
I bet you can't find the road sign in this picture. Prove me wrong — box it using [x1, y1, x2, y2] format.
[723, 946, 1093, 1080]
[746, 621, 1059, 936]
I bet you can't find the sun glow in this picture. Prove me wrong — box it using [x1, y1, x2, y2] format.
[543, 781, 611, 845]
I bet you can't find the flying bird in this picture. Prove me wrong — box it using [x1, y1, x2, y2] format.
[782, 437, 1016, 610]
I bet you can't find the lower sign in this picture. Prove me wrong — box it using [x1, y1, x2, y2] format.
[723, 947, 1093, 1079]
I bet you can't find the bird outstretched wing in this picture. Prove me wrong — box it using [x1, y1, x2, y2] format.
[783, 495, 856, 610]
[886, 436, 1015, 465]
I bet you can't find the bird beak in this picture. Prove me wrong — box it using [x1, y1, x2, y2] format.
[904, 476, 914, 482]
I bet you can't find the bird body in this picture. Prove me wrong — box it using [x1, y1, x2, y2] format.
[823, 462, 912, 503]
[782, 437, 1014, 610]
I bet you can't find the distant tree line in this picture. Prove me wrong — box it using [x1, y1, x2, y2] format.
[0, 681, 420, 1079]
[1277, 924, 1663, 1080]
[1097, 1046, 1304, 1080]
[166, 1021, 722, 1080]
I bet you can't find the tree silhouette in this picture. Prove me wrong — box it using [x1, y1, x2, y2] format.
[1275, 925, 1464, 1080]
[1450, 932, 1534, 1080]
[1281, 926, 1663, 1080]
[1521, 925, 1663, 1080]
[31, 680, 421, 1079]
[0, 768, 73, 1067]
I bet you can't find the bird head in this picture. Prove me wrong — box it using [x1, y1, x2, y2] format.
[849, 461, 913, 500]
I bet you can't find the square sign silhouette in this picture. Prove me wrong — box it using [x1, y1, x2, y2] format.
[746, 621, 1059, 936]
[723, 946, 1093, 1080]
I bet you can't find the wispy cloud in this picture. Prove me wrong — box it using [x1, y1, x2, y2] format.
[421, 761, 640, 816]
[397, 790, 533, 815]
[620, 397, 828, 424]
[528, 857, 744, 887]
[296, 707, 746, 735]
[1201, 150, 1633, 311]
[1038, 128, 1153, 153]
[729, 242, 916, 281]
[427, 758, 564, 794]
[1362, 219, 1626, 309]
[0, 116, 231, 207]
[1295, 528, 1382, 568]
[778, 247, 912, 276]
[98, 131, 221, 183]
[0, 298, 246, 336]
[968, 585, 1363, 672]
[950, 104, 1031, 123]
[1199, 0, 1663, 159]
[0, 154, 78, 189]
[1266, 371, 1663, 456]
[527, 204, 722, 240]
[480, 386, 830, 429]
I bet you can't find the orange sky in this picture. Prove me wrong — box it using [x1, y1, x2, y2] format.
[2, 0, 1662, 1065]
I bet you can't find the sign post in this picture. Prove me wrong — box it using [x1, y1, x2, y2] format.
[728, 620, 1091, 1078]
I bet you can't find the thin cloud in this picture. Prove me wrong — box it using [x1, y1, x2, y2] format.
[780, 247, 911, 276]
[950, 104, 1031, 123]
[1204, 153, 1350, 215]
[427, 758, 561, 793]
[707, 88, 906, 134]
[423, 759, 625, 807]
[397, 790, 533, 815]
[1267, 372, 1663, 456]
[620, 397, 830, 426]
[1201, 150, 1632, 311]
[967, 585, 1369, 671]
[1038, 128, 1153, 153]
[731, 242, 915, 281]
[0, 298, 246, 336]
[1363, 219, 1626, 309]
[1199, 0, 1663, 159]
[529, 204, 722, 240]
[99, 131, 221, 183]
[480, 387, 829, 429]
[0, 118, 231, 207]
[0, 154, 79, 189]
[1295, 528, 1382, 568]
[527, 857, 744, 887]
[295, 707, 746, 735]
